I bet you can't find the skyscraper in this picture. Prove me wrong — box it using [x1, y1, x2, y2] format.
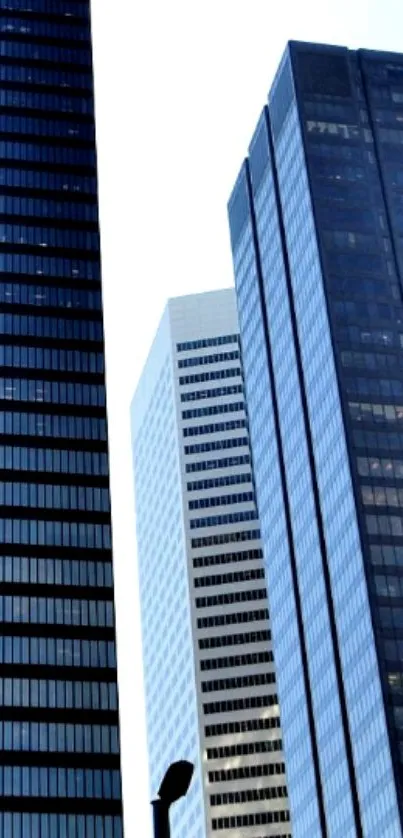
[0, 2, 123, 836]
[228, 40, 403, 838]
[131, 290, 291, 838]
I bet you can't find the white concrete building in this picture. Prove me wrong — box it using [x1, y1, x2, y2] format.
[131, 289, 291, 838]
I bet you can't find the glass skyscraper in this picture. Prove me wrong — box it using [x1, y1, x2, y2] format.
[228, 41, 403, 838]
[131, 290, 291, 838]
[0, 2, 124, 837]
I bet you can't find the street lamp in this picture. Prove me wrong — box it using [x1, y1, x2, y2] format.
[151, 760, 194, 838]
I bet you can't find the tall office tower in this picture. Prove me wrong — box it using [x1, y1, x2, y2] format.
[228, 39, 403, 838]
[0, 2, 124, 837]
[131, 289, 291, 838]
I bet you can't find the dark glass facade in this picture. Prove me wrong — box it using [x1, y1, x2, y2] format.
[228, 42, 403, 838]
[0, 1, 124, 836]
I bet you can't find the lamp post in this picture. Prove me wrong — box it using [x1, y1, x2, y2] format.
[151, 760, 194, 838]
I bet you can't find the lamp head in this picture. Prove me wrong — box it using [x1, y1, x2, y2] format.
[158, 760, 194, 806]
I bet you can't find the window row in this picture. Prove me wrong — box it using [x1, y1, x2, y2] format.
[0, 113, 93, 140]
[0, 519, 111, 549]
[0, 812, 122, 838]
[196, 588, 267, 610]
[341, 350, 402, 372]
[200, 650, 272, 671]
[189, 510, 258, 530]
[346, 377, 403, 398]
[0, 481, 110, 512]
[197, 608, 268, 629]
[0, 88, 92, 116]
[394, 705, 403, 730]
[329, 251, 386, 276]
[187, 472, 251, 493]
[182, 401, 244, 421]
[349, 401, 403, 425]
[191, 527, 260, 549]
[201, 671, 275, 694]
[0, 410, 107, 441]
[0, 635, 116, 668]
[0, 446, 109, 474]
[186, 453, 250, 474]
[370, 544, 403, 568]
[0, 195, 97, 222]
[313, 161, 367, 184]
[208, 761, 285, 783]
[0, 16, 90, 40]
[379, 606, 403, 629]
[185, 437, 249, 457]
[383, 641, 403, 663]
[354, 427, 403, 453]
[0, 60, 92, 88]
[0, 283, 101, 311]
[0, 345, 104, 373]
[0, 165, 96, 193]
[0, 223, 98, 251]
[0, 253, 99, 280]
[193, 547, 262, 569]
[0, 677, 117, 710]
[308, 141, 365, 162]
[307, 119, 361, 139]
[0, 313, 103, 341]
[305, 101, 356, 121]
[366, 514, 403, 537]
[371, 85, 403, 103]
[178, 351, 239, 369]
[210, 783, 286, 805]
[0, 765, 120, 800]
[317, 204, 376, 231]
[379, 127, 403, 144]
[177, 334, 238, 352]
[0, 720, 119, 754]
[180, 368, 241, 387]
[194, 567, 264, 586]
[183, 419, 246, 438]
[362, 485, 403, 507]
[0, 595, 114, 627]
[0, 378, 105, 407]
[333, 297, 395, 325]
[204, 693, 277, 715]
[324, 229, 379, 252]
[331, 275, 391, 300]
[205, 715, 280, 737]
[189, 490, 254, 511]
[0, 555, 112, 588]
[198, 629, 270, 650]
[0, 39, 91, 64]
[212, 812, 290, 831]
[208, 738, 281, 761]
[180, 383, 243, 403]
[374, 574, 403, 599]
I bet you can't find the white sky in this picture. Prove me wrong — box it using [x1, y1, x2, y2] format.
[90, 1, 403, 834]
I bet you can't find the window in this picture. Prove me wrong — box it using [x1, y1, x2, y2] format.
[203, 693, 278, 715]
[196, 588, 267, 609]
[189, 491, 254, 510]
[200, 650, 272, 671]
[178, 350, 239, 368]
[181, 384, 243, 403]
[190, 510, 258, 529]
[191, 528, 260, 549]
[177, 335, 238, 352]
[194, 565, 264, 585]
[197, 608, 268, 629]
[205, 715, 280, 737]
[199, 629, 270, 650]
